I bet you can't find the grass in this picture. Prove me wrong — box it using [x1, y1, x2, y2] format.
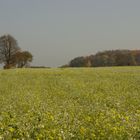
[0, 67, 140, 139]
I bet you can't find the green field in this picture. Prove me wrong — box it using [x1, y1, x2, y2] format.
[0, 67, 140, 139]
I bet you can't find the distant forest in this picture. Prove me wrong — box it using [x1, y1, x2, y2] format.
[63, 50, 140, 67]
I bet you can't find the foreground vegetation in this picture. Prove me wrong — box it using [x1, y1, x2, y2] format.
[0, 67, 140, 139]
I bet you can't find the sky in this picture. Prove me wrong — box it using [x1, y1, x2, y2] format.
[0, 0, 140, 67]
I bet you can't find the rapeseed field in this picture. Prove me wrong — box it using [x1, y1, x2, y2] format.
[0, 67, 140, 139]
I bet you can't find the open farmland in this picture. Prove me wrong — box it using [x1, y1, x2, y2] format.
[0, 67, 140, 139]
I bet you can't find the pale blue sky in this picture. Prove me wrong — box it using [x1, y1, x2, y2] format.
[0, 0, 140, 67]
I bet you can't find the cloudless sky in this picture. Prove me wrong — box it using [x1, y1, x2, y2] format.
[0, 0, 140, 67]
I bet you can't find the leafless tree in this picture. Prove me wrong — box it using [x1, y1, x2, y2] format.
[0, 34, 20, 69]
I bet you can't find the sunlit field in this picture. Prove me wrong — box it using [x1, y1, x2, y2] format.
[0, 67, 140, 139]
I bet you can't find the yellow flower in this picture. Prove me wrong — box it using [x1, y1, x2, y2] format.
[86, 116, 91, 122]
[92, 133, 96, 138]
[50, 115, 54, 121]
[80, 126, 86, 135]
[9, 127, 15, 132]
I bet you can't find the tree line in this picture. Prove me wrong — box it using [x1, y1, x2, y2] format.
[1, 34, 140, 69]
[65, 50, 140, 67]
[0, 34, 33, 69]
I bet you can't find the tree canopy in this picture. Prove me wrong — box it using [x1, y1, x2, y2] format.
[0, 34, 20, 68]
[67, 50, 140, 67]
[0, 34, 33, 69]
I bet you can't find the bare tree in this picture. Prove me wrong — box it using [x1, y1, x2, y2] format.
[0, 34, 20, 69]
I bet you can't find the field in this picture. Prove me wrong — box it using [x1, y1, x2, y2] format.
[0, 67, 140, 139]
